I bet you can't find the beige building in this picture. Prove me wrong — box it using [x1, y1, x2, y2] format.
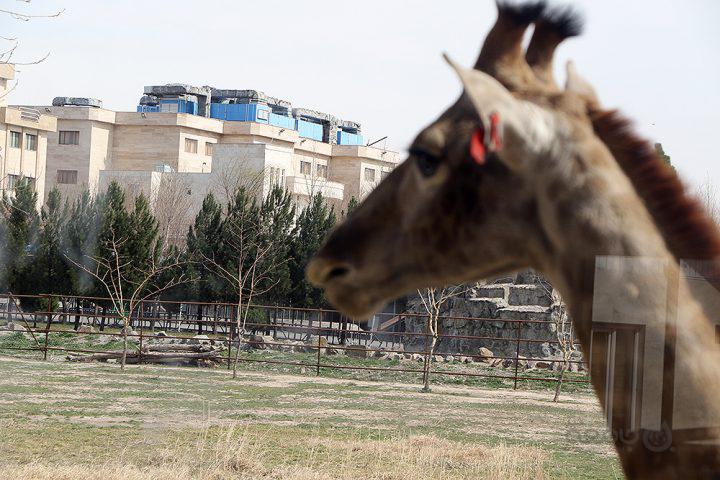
[29, 87, 399, 241]
[0, 64, 56, 206]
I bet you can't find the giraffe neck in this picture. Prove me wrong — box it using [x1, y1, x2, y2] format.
[535, 166, 720, 475]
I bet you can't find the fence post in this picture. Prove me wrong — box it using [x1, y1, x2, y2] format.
[227, 322, 232, 371]
[514, 321, 522, 390]
[213, 304, 218, 335]
[139, 301, 144, 365]
[316, 309, 322, 376]
[43, 295, 52, 361]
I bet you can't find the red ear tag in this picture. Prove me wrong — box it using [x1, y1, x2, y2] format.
[469, 127, 486, 165]
[489, 112, 502, 151]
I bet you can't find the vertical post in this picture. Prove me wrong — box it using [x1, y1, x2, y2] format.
[197, 303, 203, 335]
[139, 301, 144, 365]
[74, 300, 81, 331]
[43, 295, 52, 361]
[340, 315, 347, 345]
[213, 304, 218, 335]
[227, 321, 232, 371]
[272, 306, 277, 340]
[422, 314, 432, 391]
[98, 306, 104, 332]
[513, 321, 522, 390]
[316, 309, 322, 376]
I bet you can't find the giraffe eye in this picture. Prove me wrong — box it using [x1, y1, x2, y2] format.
[412, 149, 441, 177]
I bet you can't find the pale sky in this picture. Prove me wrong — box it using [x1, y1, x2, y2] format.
[8, 0, 720, 188]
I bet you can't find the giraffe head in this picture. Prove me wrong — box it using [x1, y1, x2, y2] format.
[307, 2, 607, 318]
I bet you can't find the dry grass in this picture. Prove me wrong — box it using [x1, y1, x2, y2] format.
[0, 425, 547, 480]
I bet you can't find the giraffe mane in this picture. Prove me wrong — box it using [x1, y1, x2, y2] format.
[590, 107, 720, 263]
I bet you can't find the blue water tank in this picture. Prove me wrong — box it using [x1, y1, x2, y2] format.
[297, 119, 324, 141]
[337, 130, 364, 145]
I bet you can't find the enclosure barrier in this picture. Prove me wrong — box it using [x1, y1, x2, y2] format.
[0, 293, 590, 390]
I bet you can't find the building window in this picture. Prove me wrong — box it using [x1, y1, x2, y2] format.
[316, 164, 328, 179]
[7, 174, 18, 190]
[25, 134, 37, 151]
[9, 131, 21, 149]
[300, 161, 311, 175]
[380, 170, 389, 180]
[364, 167, 376, 182]
[205, 142, 213, 156]
[57, 169, 78, 184]
[59, 130, 80, 145]
[185, 138, 198, 154]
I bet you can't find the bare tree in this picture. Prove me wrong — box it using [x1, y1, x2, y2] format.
[199, 188, 288, 379]
[151, 174, 195, 247]
[65, 232, 187, 369]
[0, 1, 64, 101]
[416, 284, 474, 392]
[210, 150, 266, 207]
[550, 289, 577, 402]
[529, 272, 578, 402]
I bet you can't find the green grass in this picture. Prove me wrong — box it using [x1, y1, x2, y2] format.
[0, 355, 621, 479]
[0, 327, 593, 396]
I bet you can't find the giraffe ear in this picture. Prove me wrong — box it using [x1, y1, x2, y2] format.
[444, 53, 558, 170]
[444, 53, 516, 129]
[565, 60, 599, 104]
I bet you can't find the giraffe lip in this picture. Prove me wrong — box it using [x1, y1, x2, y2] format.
[323, 283, 386, 320]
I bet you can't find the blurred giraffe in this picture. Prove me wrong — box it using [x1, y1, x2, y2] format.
[307, 2, 720, 477]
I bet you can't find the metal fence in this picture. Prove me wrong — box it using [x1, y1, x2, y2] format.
[0, 293, 590, 389]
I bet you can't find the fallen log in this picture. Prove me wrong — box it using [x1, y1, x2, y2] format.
[141, 343, 216, 353]
[67, 348, 223, 364]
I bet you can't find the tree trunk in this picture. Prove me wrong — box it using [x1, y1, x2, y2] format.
[99, 306, 105, 332]
[421, 314, 437, 393]
[553, 361, 567, 402]
[74, 301, 81, 331]
[121, 315, 128, 371]
[232, 304, 242, 379]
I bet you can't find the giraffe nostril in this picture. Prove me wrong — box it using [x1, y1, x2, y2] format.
[325, 265, 351, 282]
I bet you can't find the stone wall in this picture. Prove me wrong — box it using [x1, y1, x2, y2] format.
[404, 273, 577, 360]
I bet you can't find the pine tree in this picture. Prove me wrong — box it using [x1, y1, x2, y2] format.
[258, 185, 295, 304]
[89, 181, 131, 299]
[343, 196, 359, 218]
[32, 187, 71, 295]
[4, 178, 40, 301]
[126, 192, 160, 272]
[289, 193, 336, 307]
[65, 189, 102, 293]
[218, 187, 262, 303]
[186, 193, 224, 301]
